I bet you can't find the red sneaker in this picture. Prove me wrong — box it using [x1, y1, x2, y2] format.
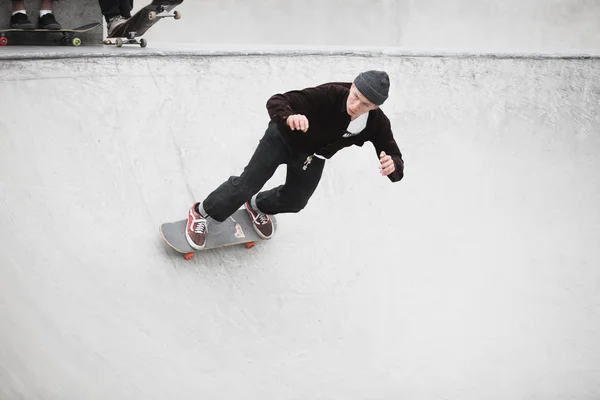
[245, 201, 274, 239]
[186, 202, 208, 250]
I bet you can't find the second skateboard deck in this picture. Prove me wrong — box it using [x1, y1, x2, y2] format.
[0, 22, 101, 46]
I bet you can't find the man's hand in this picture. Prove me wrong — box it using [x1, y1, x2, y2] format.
[379, 151, 395, 176]
[286, 114, 309, 132]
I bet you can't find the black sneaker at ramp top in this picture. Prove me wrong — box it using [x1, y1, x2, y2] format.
[103, 0, 184, 48]
[0, 23, 101, 46]
[159, 209, 278, 261]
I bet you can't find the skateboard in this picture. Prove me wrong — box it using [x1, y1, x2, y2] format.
[159, 208, 277, 260]
[0, 22, 101, 46]
[103, 0, 183, 48]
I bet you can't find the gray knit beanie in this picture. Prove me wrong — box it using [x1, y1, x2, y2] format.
[354, 70, 390, 105]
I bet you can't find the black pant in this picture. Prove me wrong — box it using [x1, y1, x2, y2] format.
[202, 122, 325, 222]
[98, 0, 134, 21]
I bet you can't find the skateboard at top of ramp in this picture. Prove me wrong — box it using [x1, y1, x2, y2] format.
[104, 0, 183, 47]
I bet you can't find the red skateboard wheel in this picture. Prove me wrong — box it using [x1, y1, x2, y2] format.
[0, 37, 8, 46]
[184, 253, 194, 260]
[245, 242, 255, 249]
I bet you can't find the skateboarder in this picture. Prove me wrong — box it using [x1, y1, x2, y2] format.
[98, 0, 133, 35]
[8, 0, 61, 29]
[185, 70, 405, 251]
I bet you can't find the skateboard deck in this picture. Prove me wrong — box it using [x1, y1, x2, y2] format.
[104, 0, 184, 48]
[0, 22, 101, 46]
[160, 208, 277, 260]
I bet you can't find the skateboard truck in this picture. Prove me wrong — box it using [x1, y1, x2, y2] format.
[107, 31, 148, 48]
[60, 33, 82, 47]
[148, 6, 182, 22]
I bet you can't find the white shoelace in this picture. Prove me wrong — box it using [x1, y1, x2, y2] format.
[193, 218, 207, 234]
[255, 214, 269, 225]
[247, 203, 269, 225]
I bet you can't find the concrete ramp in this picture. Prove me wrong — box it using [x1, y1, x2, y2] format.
[1, 53, 600, 399]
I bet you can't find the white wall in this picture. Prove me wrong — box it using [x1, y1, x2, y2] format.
[136, 0, 600, 54]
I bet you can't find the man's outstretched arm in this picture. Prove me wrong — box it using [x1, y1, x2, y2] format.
[371, 116, 404, 183]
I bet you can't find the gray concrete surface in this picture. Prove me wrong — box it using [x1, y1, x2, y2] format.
[0, 0, 103, 44]
[2, 1, 600, 399]
[1, 52, 599, 399]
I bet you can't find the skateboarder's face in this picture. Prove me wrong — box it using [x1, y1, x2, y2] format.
[346, 84, 379, 119]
